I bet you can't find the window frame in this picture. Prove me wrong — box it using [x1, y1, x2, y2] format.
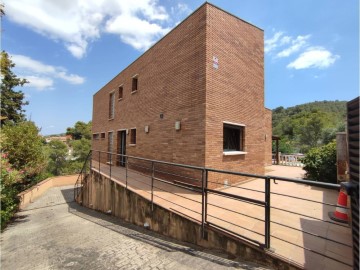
[131, 74, 138, 93]
[92, 133, 100, 140]
[223, 122, 247, 155]
[109, 91, 115, 120]
[118, 84, 124, 100]
[129, 128, 137, 146]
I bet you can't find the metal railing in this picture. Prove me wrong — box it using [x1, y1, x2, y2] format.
[79, 150, 353, 268]
[74, 151, 92, 201]
[272, 153, 304, 167]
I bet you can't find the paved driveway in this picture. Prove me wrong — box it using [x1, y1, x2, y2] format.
[1, 185, 267, 270]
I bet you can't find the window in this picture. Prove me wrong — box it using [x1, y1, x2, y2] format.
[130, 128, 136, 145]
[132, 76, 138, 92]
[118, 85, 123, 100]
[109, 92, 115, 119]
[223, 123, 245, 153]
[93, 133, 100, 140]
[108, 131, 113, 163]
[101, 132, 105, 139]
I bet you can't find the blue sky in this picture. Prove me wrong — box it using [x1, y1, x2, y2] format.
[2, 0, 359, 135]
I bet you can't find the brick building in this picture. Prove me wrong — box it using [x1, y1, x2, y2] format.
[92, 3, 272, 187]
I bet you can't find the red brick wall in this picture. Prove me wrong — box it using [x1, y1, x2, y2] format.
[92, 4, 207, 167]
[205, 4, 266, 186]
[92, 3, 270, 188]
[264, 108, 273, 166]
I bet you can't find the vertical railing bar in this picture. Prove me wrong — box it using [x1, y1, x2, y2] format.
[125, 156, 128, 189]
[265, 177, 271, 249]
[151, 161, 155, 211]
[204, 169, 208, 223]
[201, 169, 205, 239]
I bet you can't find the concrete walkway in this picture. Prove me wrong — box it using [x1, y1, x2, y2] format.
[0, 185, 268, 270]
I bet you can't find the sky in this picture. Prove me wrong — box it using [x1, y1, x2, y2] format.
[2, 0, 359, 135]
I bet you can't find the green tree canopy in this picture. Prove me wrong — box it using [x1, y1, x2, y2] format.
[71, 138, 91, 162]
[66, 121, 92, 140]
[1, 121, 46, 177]
[272, 101, 346, 153]
[45, 140, 68, 176]
[1, 51, 29, 125]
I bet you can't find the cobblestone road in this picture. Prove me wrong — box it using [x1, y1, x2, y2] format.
[1, 185, 268, 270]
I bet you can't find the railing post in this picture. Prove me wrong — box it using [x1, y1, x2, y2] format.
[125, 156, 128, 189]
[151, 161, 155, 211]
[201, 169, 206, 239]
[204, 169, 208, 224]
[265, 177, 271, 249]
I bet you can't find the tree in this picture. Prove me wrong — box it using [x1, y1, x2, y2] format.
[66, 121, 92, 140]
[1, 51, 29, 125]
[71, 138, 91, 162]
[296, 112, 325, 152]
[1, 121, 46, 177]
[46, 140, 68, 175]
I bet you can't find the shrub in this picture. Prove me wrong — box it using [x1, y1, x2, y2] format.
[1, 121, 46, 177]
[302, 141, 337, 183]
[0, 153, 23, 229]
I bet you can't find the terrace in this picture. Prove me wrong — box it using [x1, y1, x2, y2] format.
[76, 150, 353, 269]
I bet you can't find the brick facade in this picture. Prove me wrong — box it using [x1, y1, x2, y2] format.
[92, 3, 272, 188]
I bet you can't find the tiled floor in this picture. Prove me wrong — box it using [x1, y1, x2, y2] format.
[88, 162, 353, 270]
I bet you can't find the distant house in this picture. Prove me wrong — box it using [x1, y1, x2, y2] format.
[92, 3, 272, 187]
[45, 136, 70, 144]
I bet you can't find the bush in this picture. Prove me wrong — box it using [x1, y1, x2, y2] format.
[1, 121, 46, 177]
[0, 153, 23, 229]
[302, 141, 337, 183]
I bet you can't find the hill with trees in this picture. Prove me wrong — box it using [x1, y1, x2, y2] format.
[272, 100, 347, 153]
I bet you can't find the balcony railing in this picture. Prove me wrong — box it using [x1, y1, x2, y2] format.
[75, 150, 353, 269]
[272, 153, 304, 167]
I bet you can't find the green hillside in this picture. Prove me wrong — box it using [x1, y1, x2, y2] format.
[272, 100, 347, 153]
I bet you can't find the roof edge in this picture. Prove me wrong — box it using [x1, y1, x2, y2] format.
[93, 2, 263, 96]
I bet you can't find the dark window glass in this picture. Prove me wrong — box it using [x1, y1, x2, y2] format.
[223, 124, 244, 151]
[130, 129, 136, 144]
[132, 77, 138, 92]
[109, 92, 115, 118]
[118, 86, 123, 99]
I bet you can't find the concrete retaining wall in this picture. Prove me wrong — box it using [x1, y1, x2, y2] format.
[79, 170, 300, 270]
[18, 175, 78, 209]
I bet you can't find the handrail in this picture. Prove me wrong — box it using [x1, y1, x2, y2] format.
[93, 149, 340, 190]
[79, 149, 351, 268]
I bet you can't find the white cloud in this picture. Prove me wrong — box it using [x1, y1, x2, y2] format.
[105, 14, 170, 50]
[276, 35, 311, 58]
[266, 29, 340, 70]
[171, 3, 192, 16]
[24, 76, 54, 91]
[265, 31, 284, 53]
[11, 54, 85, 90]
[4, 0, 173, 57]
[287, 47, 340, 69]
